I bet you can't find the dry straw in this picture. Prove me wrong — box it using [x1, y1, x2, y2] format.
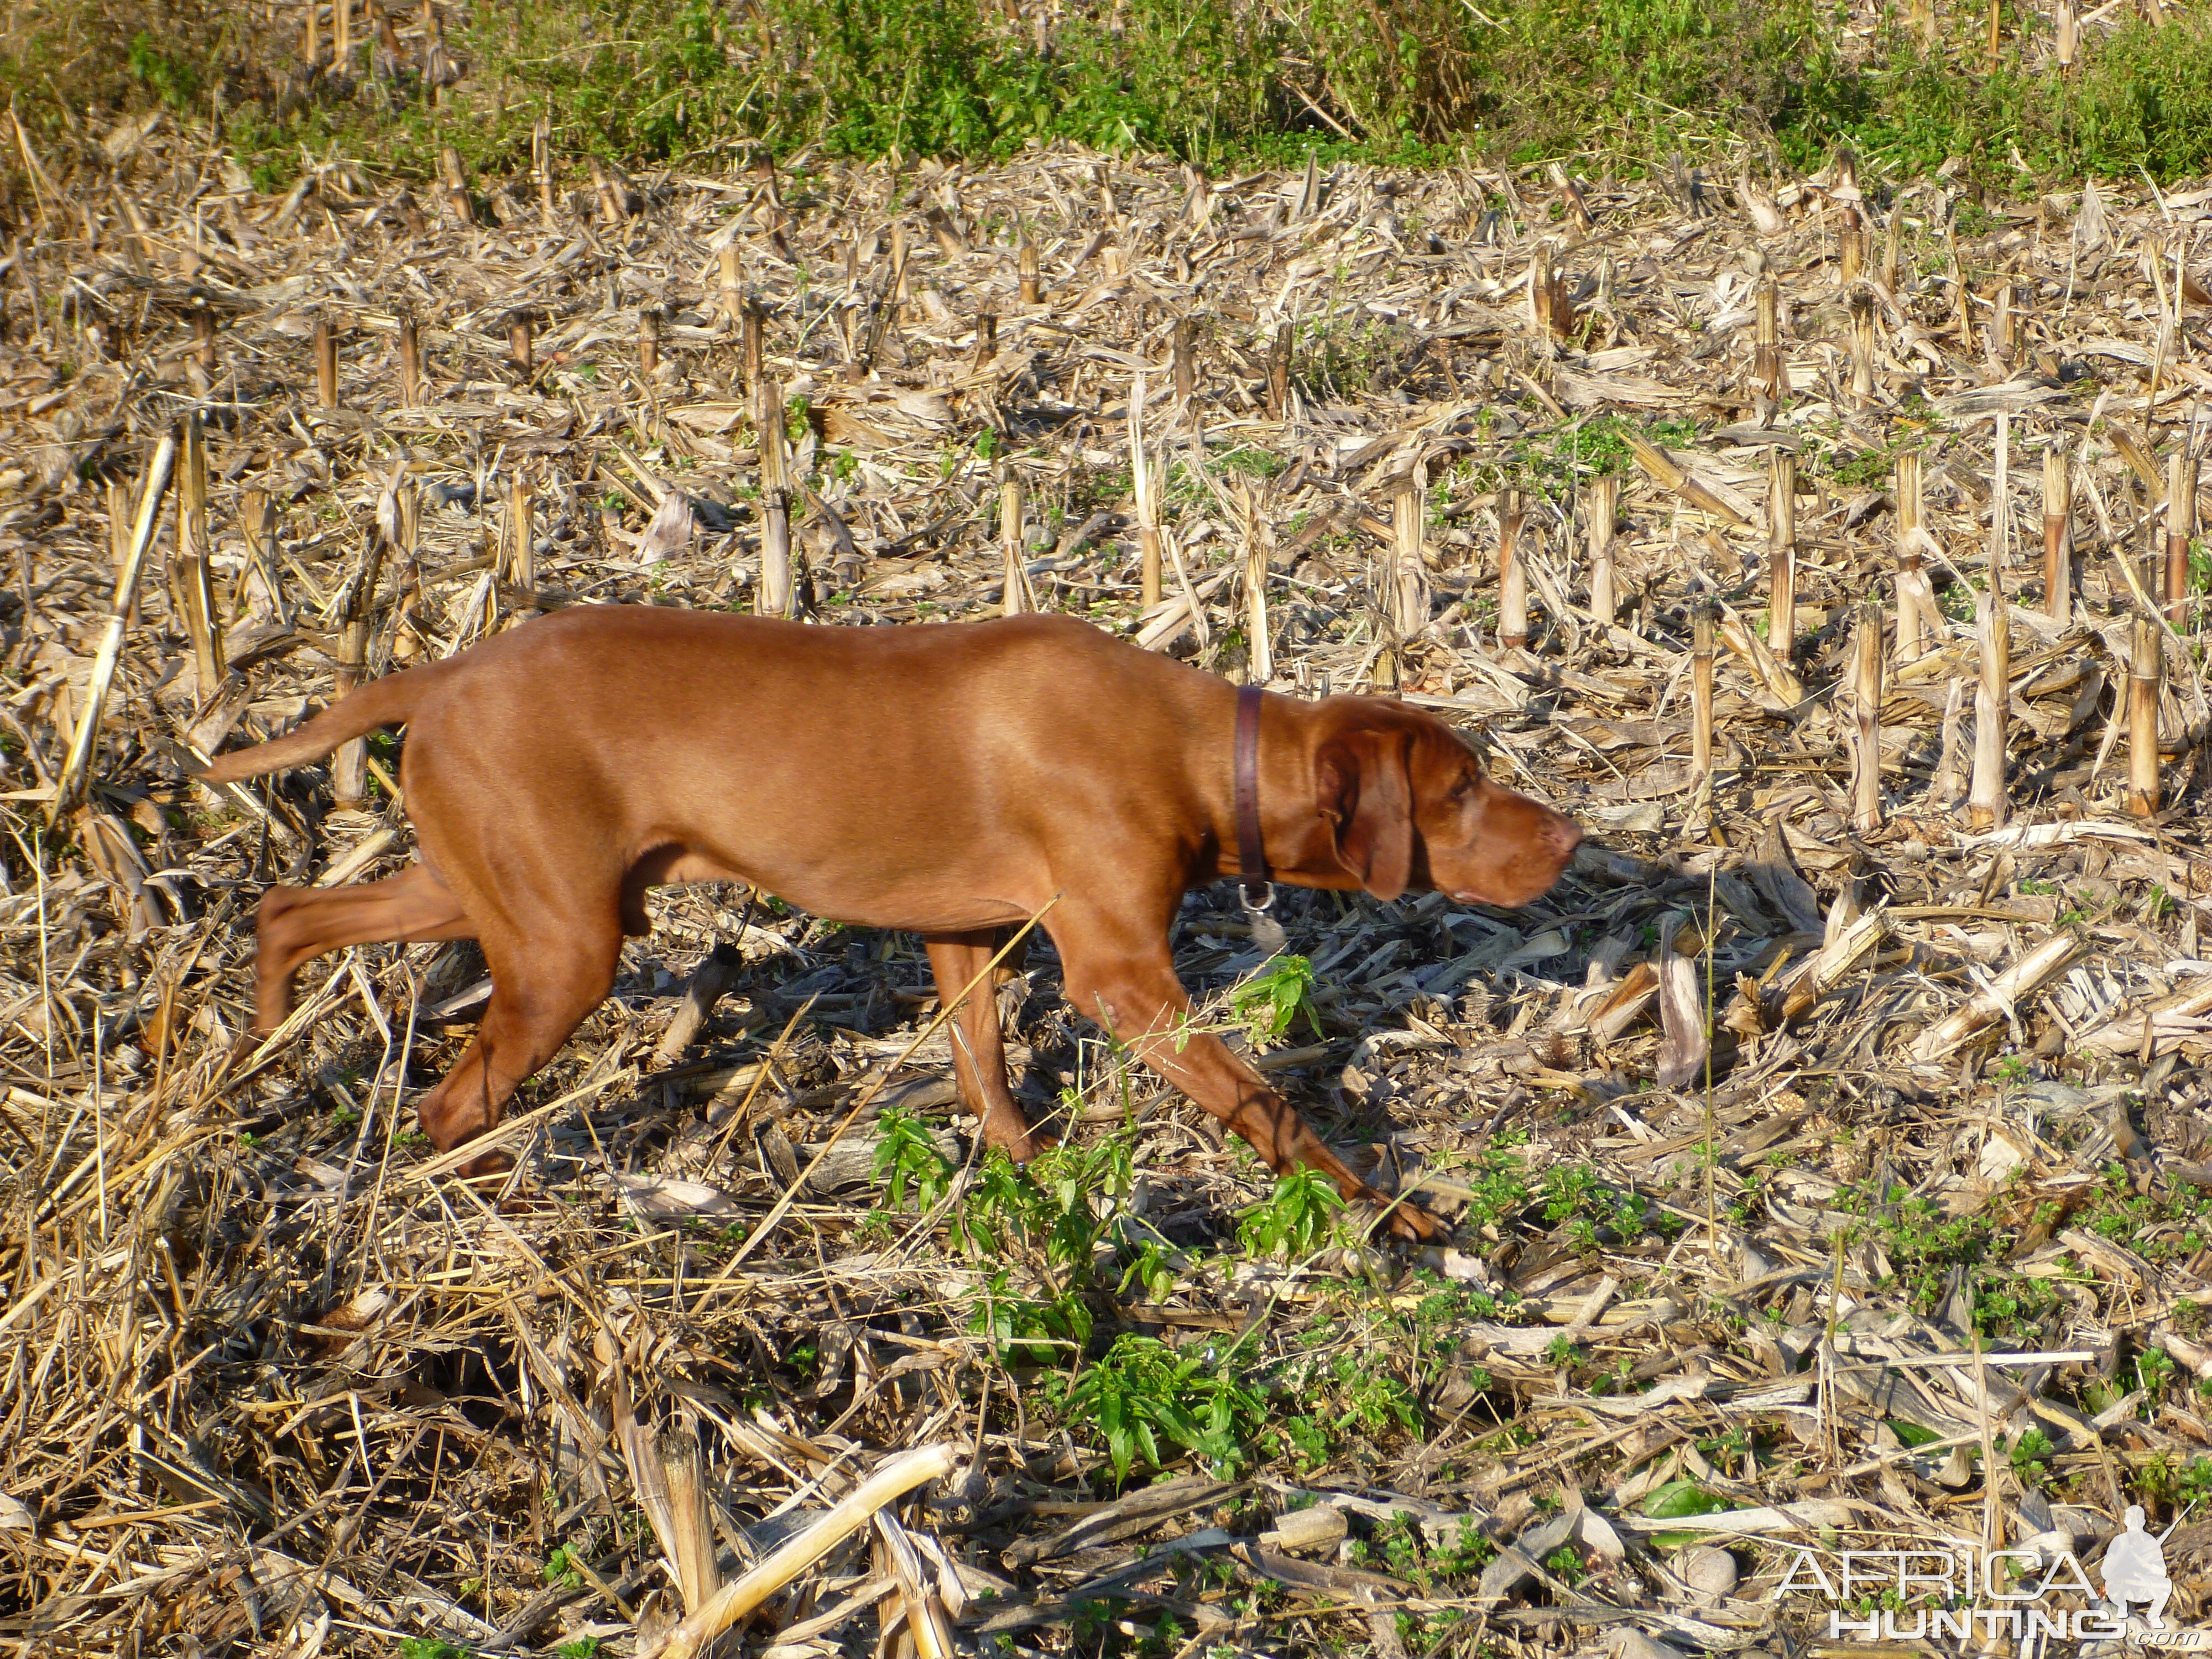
[2, 121, 2206, 1657]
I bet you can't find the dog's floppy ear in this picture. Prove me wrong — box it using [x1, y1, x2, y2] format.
[1315, 728, 1414, 901]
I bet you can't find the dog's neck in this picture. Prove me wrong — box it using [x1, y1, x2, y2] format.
[1216, 692, 1383, 895]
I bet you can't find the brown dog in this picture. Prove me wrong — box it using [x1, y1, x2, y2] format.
[202, 610, 1580, 1239]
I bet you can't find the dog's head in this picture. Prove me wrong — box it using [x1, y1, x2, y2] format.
[1313, 703, 1580, 907]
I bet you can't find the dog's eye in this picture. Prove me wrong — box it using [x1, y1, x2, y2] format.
[1447, 773, 1476, 802]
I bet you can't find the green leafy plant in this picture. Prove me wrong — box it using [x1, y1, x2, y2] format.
[542, 1544, 587, 1590]
[124, 30, 201, 109]
[1323, 1352, 1421, 1435]
[1643, 1477, 1739, 1548]
[27, 0, 2212, 209]
[1230, 953, 1321, 1039]
[1543, 1545, 1588, 1587]
[2178, 1457, 2212, 1504]
[1374, 1515, 1436, 1584]
[1033, 1134, 1135, 1256]
[950, 1148, 1035, 1258]
[1065, 1333, 1268, 1484]
[1215, 446, 1285, 479]
[1457, 1141, 1536, 1232]
[873, 1106, 953, 1212]
[1292, 314, 1421, 398]
[1432, 1516, 1498, 1575]
[1119, 1240, 1180, 1302]
[1274, 1413, 1332, 1467]
[2138, 1346, 2178, 1399]
[1239, 1167, 1346, 1259]
[1829, 1181, 2065, 1335]
[952, 1134, 1144, 1361]
[2081, 1163, 2212, 1262]
[2009, 1427, 2057, 1487]
[967, 1266, 1094, 1365]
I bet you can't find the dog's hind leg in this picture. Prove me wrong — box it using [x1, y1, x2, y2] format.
[925, 930, 1040, 1161]
[412, 908, 624, 1177]
[251, 863, 476, 1031]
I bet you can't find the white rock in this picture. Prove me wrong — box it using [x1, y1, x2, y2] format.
[1608, 1627, 1691, 1659]
[1684, 1545, 1739, 1599]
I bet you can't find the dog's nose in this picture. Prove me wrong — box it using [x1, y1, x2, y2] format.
[1541, 812, 1582, 859]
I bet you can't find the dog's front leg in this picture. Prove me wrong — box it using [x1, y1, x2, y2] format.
[1053, 911, 1445, 1243]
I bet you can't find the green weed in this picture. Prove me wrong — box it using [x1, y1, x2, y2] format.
[1543, 1545, 1589, 1587]
[1214, 446, 1285, 479]
[21, 0, 2212, 191]
[1238, 1167, 1347, 1259]
[952, 1136, 1140, 1361]
[872, 1105, 954, 1211]
[980, 1135, 1129, 1260]
[1230, 953, 1322, 1041]
[1827, 447, 1897, 489]
[126, 32, 199, 111]
[2084, 1162, 2212, 1261]
[1461, 1144, 1535, 1231]
[2137, 1452, 2212, 1506]
[1275, 1413, 1332, 1467]
[969, 1265, 1094, 1364]
[1323, 1352, 1421, 1435]
[1065, 1333, 1268, 1485]
[542, 1544, 587, 1590]
[1483, 415, 1700, 499]
[1119, 1240, 1180, 1302]
[1642, 1477, 1738, 1546]
[1825, 1180, 2089, 1337]
[2008, 1426, 2056, 1487]
[1293, 315, 1420, 399]
[2138, 1346, 2178, 1398]
[1368, 1514, 1492, 1644]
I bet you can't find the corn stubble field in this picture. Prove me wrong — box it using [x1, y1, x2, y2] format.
[8, 6, 2212, 1656]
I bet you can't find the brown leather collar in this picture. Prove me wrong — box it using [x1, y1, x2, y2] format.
[1234, 684, 1270, 908]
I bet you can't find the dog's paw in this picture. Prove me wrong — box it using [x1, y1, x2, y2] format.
[981, 1117, 1045, 1164]
[453, 1148, 515, 1182]
[1374, 1192, 1449, 1245]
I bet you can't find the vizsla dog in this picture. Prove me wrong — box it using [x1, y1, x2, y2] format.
[202, 609, 1580, 1240]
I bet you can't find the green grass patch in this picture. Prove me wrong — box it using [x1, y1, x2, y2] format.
[17, 0, 2212, 196]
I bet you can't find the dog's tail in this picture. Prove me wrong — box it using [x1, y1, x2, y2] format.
[196, 661, 457, 783]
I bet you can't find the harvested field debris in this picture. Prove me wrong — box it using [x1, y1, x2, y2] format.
[2, 112, 2211, 1659]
